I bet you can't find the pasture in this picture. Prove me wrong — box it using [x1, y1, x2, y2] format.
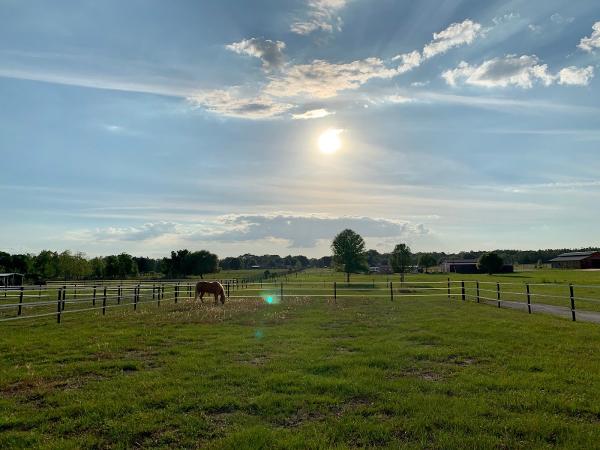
[1, 269, 600, 448]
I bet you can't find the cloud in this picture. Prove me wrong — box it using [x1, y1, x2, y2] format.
[422, 19, 484, 59]
[393, 50, 422, 74]
[292, 108, 335, 120]
[265, 58, 397, 99]
[291, 0, 347, 35]
[550, 13, 574, 25]
[226, 38, 286, 71]
[390, 20, 484, 75]
[74, 214, 429, 248]
[557, 66, 594, 86]
[188, 88, 294, 119]
[83, 222, 178, 241]
[578, 22, 600, 52]
[443, 55, 594, 89]
[443, 55, 556, 88]
[202, 214, 429, 247]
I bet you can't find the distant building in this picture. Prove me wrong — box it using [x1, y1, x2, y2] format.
[440, 259, 479, 274]
[369, 265, 393, 274]
[549, 252, 600, 269]
[0, 273, 24, 287]
[440, 260, 514, 274]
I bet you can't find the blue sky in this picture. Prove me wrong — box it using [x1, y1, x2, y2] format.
[1, 0, 599, 258]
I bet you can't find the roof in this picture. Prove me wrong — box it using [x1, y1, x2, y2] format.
[442, 259, 478, 264]
[549, 252, 600, 262]
[0, 273, 24, 277]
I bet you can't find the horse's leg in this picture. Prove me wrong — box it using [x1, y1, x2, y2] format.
[214, 293, 218, 305]
[194, 286, 199, 302]
[199, 291, 204, 303]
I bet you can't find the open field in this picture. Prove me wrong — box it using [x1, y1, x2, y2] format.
[2, 269, 600, 448]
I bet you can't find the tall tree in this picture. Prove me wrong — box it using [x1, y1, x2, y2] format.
[331, 229, 368, 283]
[390, 244, 412, 280]
[188, 250, 219, 278]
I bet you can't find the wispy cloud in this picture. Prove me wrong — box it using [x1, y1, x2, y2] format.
[291, 108, 335, 120]
[226, 38, 286, 71]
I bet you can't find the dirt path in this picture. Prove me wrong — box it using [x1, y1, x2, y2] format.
[482, 300, 600, 324]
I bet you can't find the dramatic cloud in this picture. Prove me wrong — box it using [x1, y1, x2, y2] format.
[578, 22, 600, 52]
[226, 38, 286, 71]
[188, 89, 294, 119]
[265, 58, 397, 99]
[557, 66, 594, 86]
[443, 55, 593, 88]
[422, 19, 484, 59]
[291, 108, 335, 120]
[291, 0, 347, 35]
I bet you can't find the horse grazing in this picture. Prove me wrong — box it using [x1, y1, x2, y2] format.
[195, 281, 226, 305]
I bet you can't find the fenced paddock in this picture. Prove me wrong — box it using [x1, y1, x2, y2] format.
[2, 278, 600, 324]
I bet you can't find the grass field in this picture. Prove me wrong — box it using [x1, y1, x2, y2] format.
[2, 269, 600, 448]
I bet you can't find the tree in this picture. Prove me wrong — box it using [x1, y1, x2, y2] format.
[331, 229, 368, 283]
[390, 244, 412, 279]
[478, 252, 504, 275]
[418, 254, 437, 273]
[188, 250, 219, 278]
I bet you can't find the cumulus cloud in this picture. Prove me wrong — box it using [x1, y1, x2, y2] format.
[265, 58, 397, 99]
[557, 66, 594, 86]
[292, 108, 335, 120]
[578, 22, 600, 52]
[226, 38, 286, 71]
[188, 88, 294, 119]
[422, 19, 484, 59]
[443, 55, 594, 89]
[291, 0, 347, 35]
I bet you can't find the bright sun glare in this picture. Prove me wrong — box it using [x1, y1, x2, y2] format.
[318, 128, 343, 154]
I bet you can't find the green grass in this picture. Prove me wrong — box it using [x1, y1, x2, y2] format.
[2, 278, 600, 449]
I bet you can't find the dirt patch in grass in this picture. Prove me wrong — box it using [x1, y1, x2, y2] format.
[387, 367, 445, 382]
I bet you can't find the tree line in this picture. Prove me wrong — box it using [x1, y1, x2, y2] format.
[2, 241, 598, 282]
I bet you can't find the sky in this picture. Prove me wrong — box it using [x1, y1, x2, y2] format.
[1, 0, 600, 258]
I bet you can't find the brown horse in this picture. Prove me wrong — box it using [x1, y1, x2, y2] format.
[195, 281, 226, 305]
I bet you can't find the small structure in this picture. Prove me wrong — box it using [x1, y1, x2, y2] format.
[549, 252, 600, 269]
[440, 259, 479, 274]
[0, 273, 24, 287]
[369, 265, 393, 274]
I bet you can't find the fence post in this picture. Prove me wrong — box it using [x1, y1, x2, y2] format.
[62, 285, 66, 311]
[333, 281, 337, 304]
[390, 281, 394, 302]
[526, 283, 532, 314]
[117, 285, 122, 305]
[447, 278, 451, 300]
[17, 286, 24, 316]
[93, 285, 97, 306]
[102, 287, 107, 316]
[476, 281, 480, 303]
[57, 288, 62, 324]
[134, 285, 139, 311]
[496, 282, 501, 308]
[226, 282, 230, 298]
[570, 284, 576, 322]
[461, 281, 466, 301]
[152, 283, 156, 301]
[280, 282, 284, 302]
[175, 284, 178, 304]
[161, 283, 164, 300]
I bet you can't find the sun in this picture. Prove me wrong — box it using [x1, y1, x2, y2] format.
[318, 128, 343, 154]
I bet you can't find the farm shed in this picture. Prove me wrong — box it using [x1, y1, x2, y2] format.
[549, 252, 600, 269]
[440, 259, 479, 274]
[0, 273, 24, 287]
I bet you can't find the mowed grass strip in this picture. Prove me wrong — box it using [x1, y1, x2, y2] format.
[1, 293, 600, 449]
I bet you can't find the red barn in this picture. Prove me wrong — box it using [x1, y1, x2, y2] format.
[549, 252, 600, 269]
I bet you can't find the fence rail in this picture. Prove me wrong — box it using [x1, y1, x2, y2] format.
[2, 278, 600, 325]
